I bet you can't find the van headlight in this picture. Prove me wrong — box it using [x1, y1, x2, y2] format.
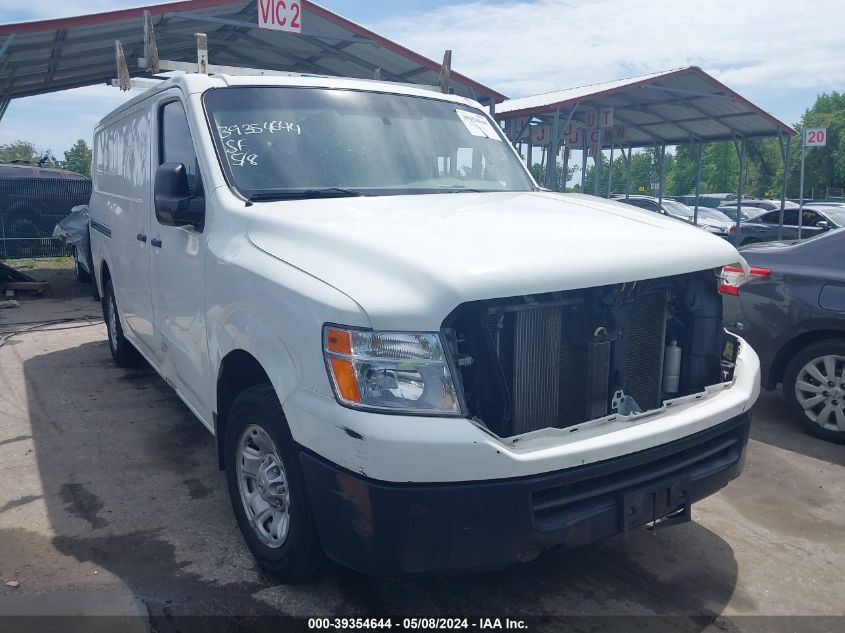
[323, 326, 461, 415]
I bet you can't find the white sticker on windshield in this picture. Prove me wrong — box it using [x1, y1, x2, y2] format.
[455, 109, 502, 141]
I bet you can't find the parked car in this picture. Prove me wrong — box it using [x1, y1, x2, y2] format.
[89, 73, 759, 580]
[52, 205, 99, 300]
[716, 206, 768, 223]
[719, 199, 799, 213]
[722, 229, 845, 443]
[737, 206, 845, 246]
[0, 161, 91, 258]
[613, 195, 735, 238]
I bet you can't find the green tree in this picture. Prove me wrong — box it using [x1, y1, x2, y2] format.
[63, 139, 92, 177]
[788, 92, 845, 198]
[0, 140, 39, 164]
[530, 160, 576, 191]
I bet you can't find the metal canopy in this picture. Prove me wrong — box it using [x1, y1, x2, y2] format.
[496, 66, 795, 146]
[0, 0, 505, 104]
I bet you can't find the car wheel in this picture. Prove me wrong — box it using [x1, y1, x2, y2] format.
[101, 278, 141, 367]
[224, 384, 324, 582]
[784, 340, 845, 444]
[73, 246, 91, 283]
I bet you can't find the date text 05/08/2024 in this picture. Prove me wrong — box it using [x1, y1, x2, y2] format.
[307, 618, 528, 630]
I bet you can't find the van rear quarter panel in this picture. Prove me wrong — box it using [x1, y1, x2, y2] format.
[90, 104, 154, 351]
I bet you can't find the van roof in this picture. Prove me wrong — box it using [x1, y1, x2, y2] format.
[98, 73, 483, 128]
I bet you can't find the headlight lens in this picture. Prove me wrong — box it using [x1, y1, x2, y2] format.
[323, 326, 461, 415]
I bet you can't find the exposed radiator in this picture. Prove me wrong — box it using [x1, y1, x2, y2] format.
[504, 292, 668, 434]
[512, 306, 562, 435]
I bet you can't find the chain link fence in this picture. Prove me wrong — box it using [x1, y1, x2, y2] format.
[0, 177, 92, 259]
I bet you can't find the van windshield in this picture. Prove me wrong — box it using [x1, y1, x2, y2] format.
[203, 86, 535, 199]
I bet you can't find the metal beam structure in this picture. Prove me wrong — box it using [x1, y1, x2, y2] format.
[693, 141, 703, 225]
[733, 138, 747, 245]
[0, 0, 506, 106]
[495, 66, 797, 238]
[777, 130, 792, 241]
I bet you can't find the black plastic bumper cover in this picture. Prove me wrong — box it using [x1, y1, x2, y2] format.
[300, 413, 750, 575]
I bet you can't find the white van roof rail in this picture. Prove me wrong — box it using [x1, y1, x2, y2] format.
[112, 10, 440, 94]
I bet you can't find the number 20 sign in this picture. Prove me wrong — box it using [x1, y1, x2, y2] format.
[258, 0, 302, 33]
[805, 128, 827, 147]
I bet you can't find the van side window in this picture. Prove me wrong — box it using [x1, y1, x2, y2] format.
[160, 100, 202, 196]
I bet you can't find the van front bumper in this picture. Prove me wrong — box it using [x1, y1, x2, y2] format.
[299, 412, 750, 575]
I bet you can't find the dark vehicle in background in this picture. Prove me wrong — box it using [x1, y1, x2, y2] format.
[717, 206, 768, 223]
[612, 195, 735, 238]
[0, 161, 91, 258]
[721, 229, 845, 443]
[720, 199, 799, 213]
[736, 206, 845, 246]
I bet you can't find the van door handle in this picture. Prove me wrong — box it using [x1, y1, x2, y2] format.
[136, 233, 147, 243]
[150, 238, 162, 248]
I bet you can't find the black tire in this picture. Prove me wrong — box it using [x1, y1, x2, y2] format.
[101, 278, 141, 368]
[783, 339, 845, 444]
[73, 246, 91, 283]
[224, 384, 324, 582]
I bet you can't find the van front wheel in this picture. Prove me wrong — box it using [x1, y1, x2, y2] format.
[224, 384, 324, 582]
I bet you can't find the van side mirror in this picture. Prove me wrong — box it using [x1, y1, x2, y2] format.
[154, 162, 204, 229]
[816, 220, 830, 230]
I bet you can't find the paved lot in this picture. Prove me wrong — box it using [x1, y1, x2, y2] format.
[1, 264, 844, 631]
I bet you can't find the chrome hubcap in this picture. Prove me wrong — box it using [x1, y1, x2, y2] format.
[236, 424, 290, 548]
[795, 354, 845, 433]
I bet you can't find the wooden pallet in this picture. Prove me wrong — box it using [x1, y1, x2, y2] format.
[0, 262, 49, 295]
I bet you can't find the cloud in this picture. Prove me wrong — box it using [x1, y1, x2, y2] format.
[0, 0, 179, 22]
[370, 0, 843, 99]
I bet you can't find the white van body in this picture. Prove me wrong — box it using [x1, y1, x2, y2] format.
[89, 73, 760, 577]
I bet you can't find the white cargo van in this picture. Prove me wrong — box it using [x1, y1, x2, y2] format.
[89, 73, 760, 580]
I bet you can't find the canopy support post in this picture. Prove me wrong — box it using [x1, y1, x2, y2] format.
[545, 108, 561, 190]
[624, 146, 632, 200]
[657, 144, 666, 212]
[694, 141, 703, 225]
[549, 105, 577, 191]
[607, 139, 615, 198]
[733, 137, 746, 245]
[372, 67, 382, 80]
[777, 130, 792, 241]
[561, 145, 569, 193]
[580, 133, 587, 192]
[593, 145, 602, 197]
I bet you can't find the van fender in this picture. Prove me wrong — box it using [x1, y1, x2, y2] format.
[209, 303, 300, 414]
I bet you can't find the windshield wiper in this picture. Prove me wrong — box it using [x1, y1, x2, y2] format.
[245, 188, 369, 204]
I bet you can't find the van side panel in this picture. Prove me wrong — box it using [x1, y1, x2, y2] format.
[90, 107, 157, 357]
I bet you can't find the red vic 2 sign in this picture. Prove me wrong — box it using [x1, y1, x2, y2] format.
[258, 0, 302, 32]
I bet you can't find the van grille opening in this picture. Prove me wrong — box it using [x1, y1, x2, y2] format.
[444, 270, 725, 438]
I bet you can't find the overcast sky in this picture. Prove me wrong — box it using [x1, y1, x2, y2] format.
[0, 0, 841, 156]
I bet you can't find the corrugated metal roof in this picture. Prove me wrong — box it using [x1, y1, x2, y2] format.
[0, 0, 506, 104]
[497, 67, 795, 147]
